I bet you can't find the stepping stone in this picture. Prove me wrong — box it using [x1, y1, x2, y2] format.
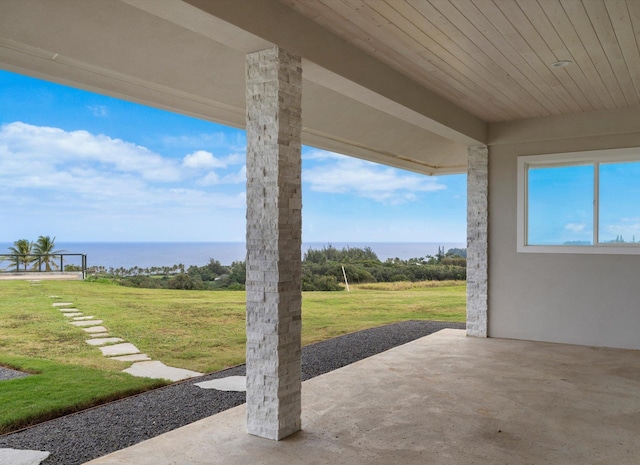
[0, 448, 50, 465]
[73, 316, 94, 320]
[123, 361, 203, 382]
[63, 312, 83, 317]
[52, 302, 73, 307]
[89, 332, 110, 338]
[0, 367, 30, 381]
[194, 376, 246, 392]
[100, 343, 140, 357]
[70, 320, 103, 327]
[59, 308, 78, 312]
[83, 326, 108, 333]
[48, 295, 59, 298]
[86, 337, 124, 346]
[110, 353, 152, 362]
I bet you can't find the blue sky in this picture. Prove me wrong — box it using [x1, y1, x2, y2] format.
[527, 164, 594, 245]
[528, 162, 640, 245]
[599, 161, 640, 243]
[0, 70, 467, 243]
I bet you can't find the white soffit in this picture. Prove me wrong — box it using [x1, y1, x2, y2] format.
[0, 0, 248, 126]
[0, 0, 475, 174]
[124, 0, 468, 174]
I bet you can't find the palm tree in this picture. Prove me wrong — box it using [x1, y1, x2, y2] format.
[6, 239, 34, 271]
[33, 235, 65, 271]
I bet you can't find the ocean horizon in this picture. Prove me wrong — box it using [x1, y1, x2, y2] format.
[0, 241, 466, 269]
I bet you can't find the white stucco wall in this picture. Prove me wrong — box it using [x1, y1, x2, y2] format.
[489, 133, 640, 350]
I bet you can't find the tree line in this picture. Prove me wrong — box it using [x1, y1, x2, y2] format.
[2, 238, 467, 291]
[97, 245, 466, 291]
[106, 260, 247, 291]
[301, 245, 466, 291]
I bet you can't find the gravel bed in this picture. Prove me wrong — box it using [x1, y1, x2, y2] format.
[0, 320, 464, 465]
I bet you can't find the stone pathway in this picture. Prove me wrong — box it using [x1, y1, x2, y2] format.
[49, 294, 251, 393]
[194, 376, 246, 392]
[0, 448, 49, 465]
[0, 283, 246, 465]
[0, 366, 30, 382]
[50, 297, 202, 382]
[0, 288, 215, 465]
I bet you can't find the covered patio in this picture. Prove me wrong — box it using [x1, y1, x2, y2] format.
[1, 0, 639, 461]
[86, 329, 640, 464]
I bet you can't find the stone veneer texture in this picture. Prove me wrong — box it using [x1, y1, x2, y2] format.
[245, 46, 302, 440]
[467, 145, 488, 337]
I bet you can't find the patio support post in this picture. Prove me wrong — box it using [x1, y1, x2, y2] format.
[467, 145, 488, 337]
[245, 46, 303, 440]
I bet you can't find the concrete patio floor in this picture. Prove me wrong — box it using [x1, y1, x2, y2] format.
[85, 329, 640, 465]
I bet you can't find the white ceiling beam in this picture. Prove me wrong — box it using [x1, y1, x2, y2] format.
[182, 0, 487, 146]
[489, 106, 640, 145]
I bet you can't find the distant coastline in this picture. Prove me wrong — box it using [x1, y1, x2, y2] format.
[0, 241, 465, 269]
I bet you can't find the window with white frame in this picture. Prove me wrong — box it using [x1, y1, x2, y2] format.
[517, 148, 640, 254]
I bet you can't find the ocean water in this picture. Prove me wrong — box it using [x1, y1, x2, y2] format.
[0, 242, 465, 269]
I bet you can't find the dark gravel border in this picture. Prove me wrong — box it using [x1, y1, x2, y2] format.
[0, 320, 464, 465]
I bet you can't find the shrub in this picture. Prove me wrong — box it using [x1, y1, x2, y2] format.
[302, 274, 344, 291]
[119, 276, 162, 289]
[167, 273, 204, 290]
[226, 282, 245, 291]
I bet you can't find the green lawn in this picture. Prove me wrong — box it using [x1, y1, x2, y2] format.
[0, 279, 465, 433]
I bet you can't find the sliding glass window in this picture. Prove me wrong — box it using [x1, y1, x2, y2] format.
[598, 161, 640, 245]
[517, 148, 640, 254]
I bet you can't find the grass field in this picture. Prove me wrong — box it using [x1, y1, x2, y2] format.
[0, 279, 465, 433]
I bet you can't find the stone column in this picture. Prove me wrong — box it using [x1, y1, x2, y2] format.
[245, 46, 302, 440]
[466, 145, 488, 337]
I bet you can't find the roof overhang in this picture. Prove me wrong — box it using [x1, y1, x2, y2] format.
[0, 0, 488, 175]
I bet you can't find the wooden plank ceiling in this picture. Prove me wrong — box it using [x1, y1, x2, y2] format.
[280, 0, 640, 122]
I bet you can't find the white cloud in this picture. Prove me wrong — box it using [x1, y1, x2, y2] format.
[196, 165, 246, 186]
[197, 171, 220, 186]
[183, 150, 227, 169]
[303, 151, 445, 203]
[220, 165, 246, 184]
[0, 122, 181, 182]
[0, 122, 247, 222]
[604, 219, 640, 238]
[565, 223, 586, 232]
[87, 105, 108, 117]
[220, 153, 245, 165]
